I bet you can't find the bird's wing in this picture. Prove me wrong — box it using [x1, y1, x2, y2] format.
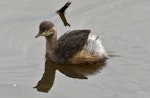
[55, 30, 91, 63]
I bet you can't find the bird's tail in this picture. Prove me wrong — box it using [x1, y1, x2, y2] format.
[83, 34, 107, 58]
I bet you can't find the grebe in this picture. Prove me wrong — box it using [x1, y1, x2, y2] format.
[35, 21, 107, 65]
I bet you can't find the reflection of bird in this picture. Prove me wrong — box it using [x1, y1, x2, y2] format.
[35, 21, 107, 65]
[34, 61, 57, 93]
[34, 60, 105, 93]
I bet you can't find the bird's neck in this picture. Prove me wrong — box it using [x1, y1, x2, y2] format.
[45, 34, 58, 58]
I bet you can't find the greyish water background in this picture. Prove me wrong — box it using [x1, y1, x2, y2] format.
[0, 0, 150, 98]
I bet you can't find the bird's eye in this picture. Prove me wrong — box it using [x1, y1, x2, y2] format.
[40, 30, 47, 34]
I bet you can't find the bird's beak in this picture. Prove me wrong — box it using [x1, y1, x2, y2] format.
[35, 33, 41, 38]
[35, 31, 46, 38]
[35, 31, 53, 38]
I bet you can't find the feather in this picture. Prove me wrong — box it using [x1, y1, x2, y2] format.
[54, 30, 91, 63]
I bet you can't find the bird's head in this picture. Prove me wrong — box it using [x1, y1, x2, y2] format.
[35, 21, 56, 38]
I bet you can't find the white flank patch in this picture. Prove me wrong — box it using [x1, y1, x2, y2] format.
[83, 34, 107, 57]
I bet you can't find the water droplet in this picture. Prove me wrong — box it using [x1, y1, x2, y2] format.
[13, 84, 17, 87]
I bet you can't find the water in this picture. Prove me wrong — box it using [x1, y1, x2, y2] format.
[0, 0, 150, 98]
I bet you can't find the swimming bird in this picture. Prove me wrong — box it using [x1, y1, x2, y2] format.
[35, 21, 107, 65]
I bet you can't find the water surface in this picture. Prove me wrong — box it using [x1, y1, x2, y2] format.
[0, 0, 150, 98]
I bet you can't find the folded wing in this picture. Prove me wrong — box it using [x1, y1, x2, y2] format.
[55, 30, 91, 63]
